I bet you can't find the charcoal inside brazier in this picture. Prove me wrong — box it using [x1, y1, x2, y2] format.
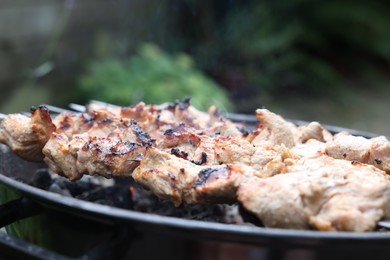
[31, 168, 52, 190]
[28, 168, 245, 225]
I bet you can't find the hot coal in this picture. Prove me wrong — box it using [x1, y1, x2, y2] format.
[31, 168, 52, 189]
[28, 168, 245, 224]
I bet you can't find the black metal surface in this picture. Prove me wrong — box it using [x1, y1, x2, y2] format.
[0, 116, 389, 259]
[0, 197, 41, 228]
[0, 196, 139, 259]
[0, 230, 71, 260]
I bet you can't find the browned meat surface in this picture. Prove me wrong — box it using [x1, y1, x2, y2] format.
[157, 126, 286, 175]
[238, 155, 390, 232]
[42, 132, 81, 180]
[133, 147, 255, 206]
[87, 99, 212, 133]
[289, 139, 326, 159]
[325, 134, 390, 173]
[0, 106, 55, 161]
[249, 109, 332, 148]
[53, 111, 104, 139]
[370, 136, 390, 173]
[294, 121, 333, 143]
[87, 100, 244, 139]
[249, 109, 296, 148]
[203, 106, 243, 137]
[43, 120, 152, 180]
[215, 136, 256, 166]
[2, 99, 390, 232]
[158, 130, 217, 165]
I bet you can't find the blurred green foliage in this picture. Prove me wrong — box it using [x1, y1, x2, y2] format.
[176, 0, 390, 97]
[232, 1, 389, 93]
[75, 0, 390, 112]
[78, 43, 233, 111]
[223, 0, 343, 94]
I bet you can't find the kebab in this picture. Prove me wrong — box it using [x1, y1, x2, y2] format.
[0, 99, 389, 232]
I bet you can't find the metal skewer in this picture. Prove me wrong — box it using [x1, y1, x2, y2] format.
[44, 104, 74, 114]
[377, 221, 390, 229]
[89, 100, 118, 108]
[68, 103, 86, 113]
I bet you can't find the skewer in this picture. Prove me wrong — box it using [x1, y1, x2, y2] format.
[377, 221, 390, 229]
[89, 100, 118, 108]
[44, 104, 74, 114]
[21, 112, 31, 117]
[1, 99, 389, 232]
[2, 99, 384, 138]
[68, 103, 86, 113]
[224, 112, 257, 123]
[88, 100, 259, 124]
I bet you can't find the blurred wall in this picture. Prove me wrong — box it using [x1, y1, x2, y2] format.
[0, 0, 175, 112]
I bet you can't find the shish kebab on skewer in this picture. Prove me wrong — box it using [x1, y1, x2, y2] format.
[0, 99, 389, 232]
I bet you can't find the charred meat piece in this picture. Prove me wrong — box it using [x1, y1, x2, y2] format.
[43, 132, 81, 180]
[238, 155, 390, 232]
[325, 134, 390, 173]
[294, 121, 333, 144]
[249, 110, 332, 148]
[249, 109, 296, 148]
[203, 106, 243, 137]
[53, 111, 102, 139]
[289, 139, 327, 159]
[87, 99, 212, 132]
[214, 136, 256, 167]
[370, 136, 390, 173]
[133, 148, 255, 206]
[215, 135, 290, 176]
[0, 105, 55, 161]
[3, 99, 390, 234]
[43, 120, 152, 180]
[77, 137, 146, 178]
[87, 100, 242, 139]
[158, 126, 287, 174]
[158, 129, 216, 165]
[165, 98, 211, 130]
[88, 102, 159, 133]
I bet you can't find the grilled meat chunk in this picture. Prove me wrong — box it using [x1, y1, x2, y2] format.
[0, 105, 55, 161]
[43, 120, 152, 180]
[87, 100, 243, 139]
[158, 129, 217, 165]
[250, 109, 296, 148]
[238, 155, 390, 232]
[249, 110, 332, 148]
[295, 121, 333, 143]
[77, 137, 146, 178]
[43, 132, 81, 180]
[289, 139, 326, 160]
[157, 126, 287, 174]
[370, 136, 390, 173]
[53, 112, 98, 139]
[87, 99, 212, 132]
[133, 148, 255, 206]
[2, 99, 390, 233]
[325, 134, 390, 173]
